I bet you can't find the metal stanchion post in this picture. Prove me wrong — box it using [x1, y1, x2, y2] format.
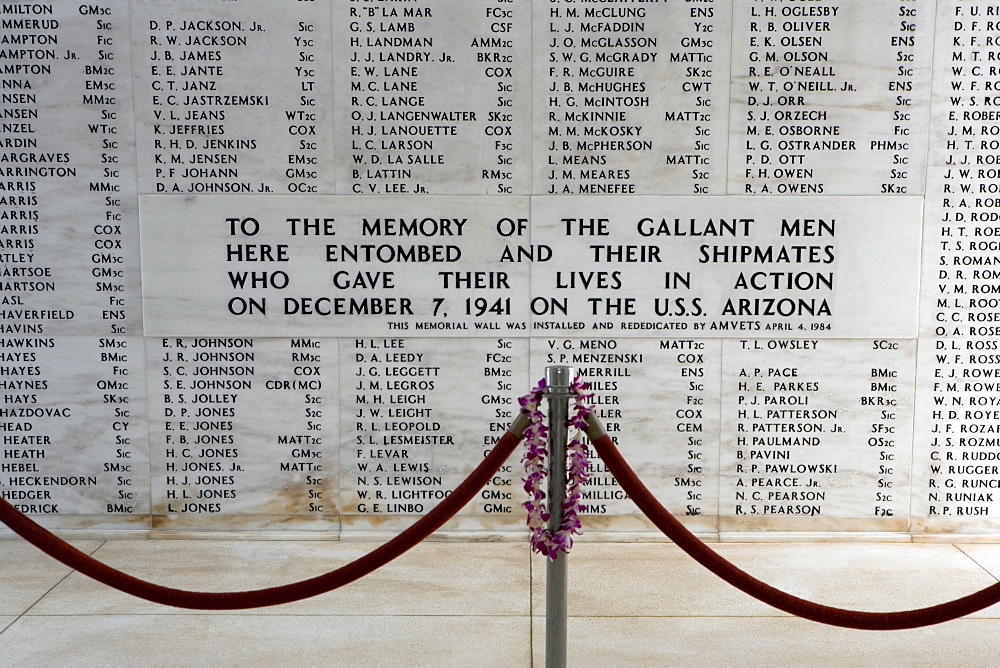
[544, 365, 574, 668]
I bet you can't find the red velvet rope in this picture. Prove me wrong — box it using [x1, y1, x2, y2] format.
[591, 434, 1000, 630]
[0, 431, 521, 610]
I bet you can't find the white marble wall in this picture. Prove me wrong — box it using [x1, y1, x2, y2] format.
[3, 0, 1000, 540]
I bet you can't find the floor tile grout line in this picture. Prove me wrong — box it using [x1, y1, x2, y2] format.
[12, 613, 537, 619]
[6, 541, 536, 623]
[11, 611, 1000, 621]
[517, 613, 1000, 622]
[953, 544, 1000, 584]
[4, 540, 107, 632]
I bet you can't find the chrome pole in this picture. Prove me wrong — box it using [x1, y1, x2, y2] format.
[544, 365, 574, 668]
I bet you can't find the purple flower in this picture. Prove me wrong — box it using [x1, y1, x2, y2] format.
[520, 374, 596, 559]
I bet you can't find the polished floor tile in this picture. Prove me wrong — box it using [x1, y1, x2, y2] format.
[532, 616, 1000, 667]
[531, 542, 1000, 618]
[0, 614, 532, 667]
[530, 542, 773, 618]
[29, 540, 530, 616]
[0, 540, 103, 615]
[955, 543, 1000, 581]
[4, 538, 1000, 665]
[705, 543, 998, 615]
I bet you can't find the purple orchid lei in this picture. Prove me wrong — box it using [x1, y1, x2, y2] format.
[519, 375, 594, 559]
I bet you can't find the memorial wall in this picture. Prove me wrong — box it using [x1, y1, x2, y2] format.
[1, 0, 998, 540]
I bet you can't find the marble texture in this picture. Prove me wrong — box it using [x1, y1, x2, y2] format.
[529, 196, 922, 338]
[340, 337, 529, 532]
[530, 542, 1000, 619]
[3, 540, 1000, 665]
[7, 0, 1000, 542]
[139, 195, 532, 337]
[530, 1, 734, 195]
[726, 0, 934, 196]
[910, 341, 1000, 535]
[529, 337, 721, 533]
[703, 543, 999, 615]
[130, 0, 335, 196]
[953, 544, 1000, 596]
[908, 0, 1000, 536]
[333, 0, 532, 195]
[144, 337, 341, 532]
[532, 616, 1000, 667]
[719, 338, 916, 532]
[1, 337, 150, 529]
[9, 0, 138, 157]
[0, 615, 531, 667]
[140, 195, 921, 339]
[28, 540, 530, 617]
[4, 168, 142, 336]
[0, 540, 103, 615]
[530, 542, 772, 619]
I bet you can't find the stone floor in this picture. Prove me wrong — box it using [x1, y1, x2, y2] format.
[3, 538, 1000, 666]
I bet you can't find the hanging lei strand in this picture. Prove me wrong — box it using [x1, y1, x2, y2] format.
[519, 376, 594, 559]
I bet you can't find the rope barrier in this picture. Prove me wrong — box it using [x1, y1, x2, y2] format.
[7, 398, 1000, 629]
[0, 430, 523, 610]
[589, 429, 1000, 630]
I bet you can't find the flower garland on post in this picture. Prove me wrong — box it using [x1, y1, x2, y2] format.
[519, 376, 594, 559]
